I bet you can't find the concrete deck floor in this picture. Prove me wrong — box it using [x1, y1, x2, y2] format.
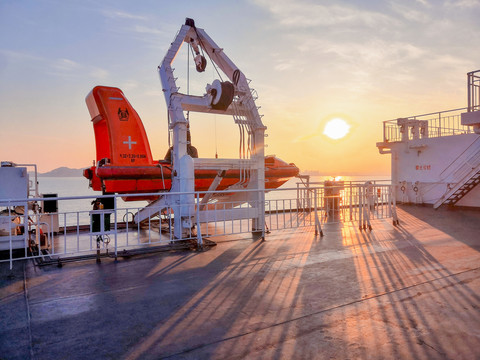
[1, 205, 479, 360]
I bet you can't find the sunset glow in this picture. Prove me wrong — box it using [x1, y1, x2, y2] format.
[0, 1, 478, 175]
[323, 118, 350, 140]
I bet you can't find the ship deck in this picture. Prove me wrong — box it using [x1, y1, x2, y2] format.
[1, 204, 480, 359]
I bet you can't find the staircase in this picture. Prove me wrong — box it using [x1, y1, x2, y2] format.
[434, 144, 480, 209]
[434, 166, 480, 208]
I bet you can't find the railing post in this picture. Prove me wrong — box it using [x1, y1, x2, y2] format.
[349, 182, 353, 220]
[387, 185, 392, 218]
[8, 202, 13, 270]
[468, 72, 472, 112]
[296, 183, 300, 211]
[96, 208, 104, 264]
[114, 196, 118, 261]
[438, 112, 442, 136]
[314, 188, 323, 237]
[262, 189, 266, 241]
[358, 186, 362, 230]
[196, 192, 203, 249]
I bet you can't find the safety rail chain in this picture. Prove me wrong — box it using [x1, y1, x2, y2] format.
[382, 107, 472, 143]
[1, 183, 397, 269]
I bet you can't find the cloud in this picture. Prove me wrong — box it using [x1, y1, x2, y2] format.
[120, 80, 140, 92]
[390, 2, 431, 22]
[415, 0, 430, 6]
[274, 61, 294, 71]
[97, 9, 168, 48]
[89, 67, 109, 80]
[331, 40, 424, 66]
[0, 49, 43, 62]
[45, 57, 109, 81]
[102, 10, 147, 21]
[144, 88, 164, 97]
[445, 0, 480, 8]
[133, 25, 164, 36]
[52, 58, 81, 72]
[251, 0, 395, 28]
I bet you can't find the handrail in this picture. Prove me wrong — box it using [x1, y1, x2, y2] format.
[382, 107, 472, 142]
[467, 70, 480, 113]
[1, 182, 398, 269]
[439, 137, 480, 180]
[383, 107, 467, 123]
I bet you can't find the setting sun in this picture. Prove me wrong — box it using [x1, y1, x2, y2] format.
[323, 118, 351, 140]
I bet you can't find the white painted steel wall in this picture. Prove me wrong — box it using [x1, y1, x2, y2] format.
[387, 134, 480, 206]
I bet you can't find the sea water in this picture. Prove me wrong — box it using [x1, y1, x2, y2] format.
[36, 175, 390, 225]
[38, 175, 390, 198]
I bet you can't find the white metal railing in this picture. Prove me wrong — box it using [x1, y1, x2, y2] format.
[468, 70, 480, 113]
[439, 137, 480, 182]
[1, 183, 397, 269]
[382, 108, 472, 143]
[296, 181, 396, 228]
[431, 137, 480, 208]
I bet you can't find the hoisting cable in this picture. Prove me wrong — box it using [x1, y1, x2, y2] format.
[237, 123, 244, 184]
[214, 114, 218, 158]
[167, 108, 171, 150]
[212, 65, 219, 159]
[241, 123, 248, 185]
[193, 24, 252, 188]
[158, 163, 166, 190]
[246, 126, 251, 184]
[186, 43, 190, 122]
[237, 123, 243, 184]
[193, 26, 224, 82]
[247, 126, 252, 158]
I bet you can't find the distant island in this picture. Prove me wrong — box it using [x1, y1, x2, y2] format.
[36, 167, 85, 177]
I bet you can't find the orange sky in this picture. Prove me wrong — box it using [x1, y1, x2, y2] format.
[1, 1, 479, 175]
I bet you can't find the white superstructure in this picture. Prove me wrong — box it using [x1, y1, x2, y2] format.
[377, 70, 480, 208]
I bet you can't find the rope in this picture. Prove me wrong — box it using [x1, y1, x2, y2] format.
[186, 43, 190, 122]
[214, 115, 218, 158]
[193, 27, 223, 81]
[159, 163, 166, 189]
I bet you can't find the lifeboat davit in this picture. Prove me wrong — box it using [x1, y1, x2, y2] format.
[83, 86, 299, 200]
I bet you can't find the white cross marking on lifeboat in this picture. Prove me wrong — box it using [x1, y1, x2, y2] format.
[123, 136, 137, 149]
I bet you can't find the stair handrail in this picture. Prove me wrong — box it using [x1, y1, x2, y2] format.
[451, 152, 480, 185]
[439, 137, 480, 182]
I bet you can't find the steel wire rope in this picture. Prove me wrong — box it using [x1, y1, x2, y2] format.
[212, 64, 219, 158]
[241, 123, 247, 185]
[196, 26, 253, 188]
[242, 123, 248, 184]
[186, 43, 190, 123]
[193, 27, 223, 82]
[237, 122, 244, 184]
[245, 123, 251, 185]
[214, 114, 218, 158]
[228, 70, 248, 186]
[198, 28, 245, 188]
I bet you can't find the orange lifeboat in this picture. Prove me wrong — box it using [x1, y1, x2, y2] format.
[83, 86, 299, 200]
